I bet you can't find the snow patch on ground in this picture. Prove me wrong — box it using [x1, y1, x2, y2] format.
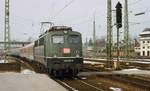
[21, 69, 35, 74]
[136, 61, 150, 64]
[81, 77, 87, 80]
[109, 87, 122, 91]
[0, 60, 5, 63]
[84, 61, 104, 65]
[121, 68, 140, 71]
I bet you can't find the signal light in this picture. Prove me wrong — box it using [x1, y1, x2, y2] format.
[116, 2, 122, 28]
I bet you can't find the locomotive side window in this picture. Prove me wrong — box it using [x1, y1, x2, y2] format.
[68, 35, 80, 44]
[52, 35, 64, 44]
[39, 37, 44, 45]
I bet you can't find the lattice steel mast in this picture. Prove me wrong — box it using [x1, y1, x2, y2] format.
[107, 0, 112, 67]
[124, 0, 129, 60]
[4, 0, 10, 50]
[93, 16, 96, 56]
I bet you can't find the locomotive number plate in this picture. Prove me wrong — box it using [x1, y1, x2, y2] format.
[64, 60, 74, 62]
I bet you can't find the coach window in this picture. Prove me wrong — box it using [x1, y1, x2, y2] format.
[68, 35, 80, 44]
[52, 35, 64, 44]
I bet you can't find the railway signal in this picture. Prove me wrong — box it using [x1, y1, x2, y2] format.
[115, 2, 122, 70]
[116, 2, 122, 28]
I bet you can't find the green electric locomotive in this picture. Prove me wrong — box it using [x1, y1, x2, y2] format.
[34, 26, 83, 77]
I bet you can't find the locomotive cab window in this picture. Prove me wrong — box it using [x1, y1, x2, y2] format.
[68, 35, 80, 44]
[52, 35, 64, 44]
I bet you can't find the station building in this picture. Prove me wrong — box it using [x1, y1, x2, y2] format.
[134, 39, 140, 56]
[138, 28, 150, 57]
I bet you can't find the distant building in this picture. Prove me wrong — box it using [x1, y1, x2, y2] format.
[134, 39, 140, 56]
[139, 28, 150, 57]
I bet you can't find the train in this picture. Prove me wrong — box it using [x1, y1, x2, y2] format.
[8, 26, 83, 77]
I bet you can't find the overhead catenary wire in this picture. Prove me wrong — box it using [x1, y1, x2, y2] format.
[129, 0, 143, 5]
[52, 0, 75, 19]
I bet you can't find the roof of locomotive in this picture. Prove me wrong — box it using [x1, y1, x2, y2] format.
[39, 26, 80, 38]
[48, 26, 72, 32]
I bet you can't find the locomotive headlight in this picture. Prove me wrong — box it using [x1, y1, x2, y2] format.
[76, 54, 80, 58]
[75, 50, 80, 58]
[54, 54, 57, 57]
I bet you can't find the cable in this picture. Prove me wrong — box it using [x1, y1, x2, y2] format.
[129, 0, 142, 5]
[52, 0, 75, 19]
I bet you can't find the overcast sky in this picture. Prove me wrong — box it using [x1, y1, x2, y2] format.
[0, 0, 150, 42]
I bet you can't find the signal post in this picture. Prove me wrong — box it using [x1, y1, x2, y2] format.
[115, 2, 122, 70]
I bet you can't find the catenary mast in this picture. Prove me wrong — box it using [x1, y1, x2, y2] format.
[124, 0, 129, 60]
[4, 0, 11, 50]
[107, 0, 112, 67]
[93, 16, 96, 56]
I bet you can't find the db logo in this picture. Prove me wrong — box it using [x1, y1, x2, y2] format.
[63, 48, 71, 54]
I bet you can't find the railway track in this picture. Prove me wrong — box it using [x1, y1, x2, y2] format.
[98, 75, 150, 91]
[137, 75, 150, 81]
[11, 57, 35, 71]
[51, 60, 150, 91]
[82, 64, 104, 72]
[84, 58, 150, 70]
[121, 75, 150, 90]
[54, 74, 150, 91]
[56, 77, 105, 91]
[11, 56, 47, 73]
[53, 63, 150, 91]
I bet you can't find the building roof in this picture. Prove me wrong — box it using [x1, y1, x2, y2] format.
[143, 28, 150, 32]
[140, 28, 150, 36]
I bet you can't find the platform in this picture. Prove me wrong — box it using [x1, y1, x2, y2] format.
[0, 73, 67, 91]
